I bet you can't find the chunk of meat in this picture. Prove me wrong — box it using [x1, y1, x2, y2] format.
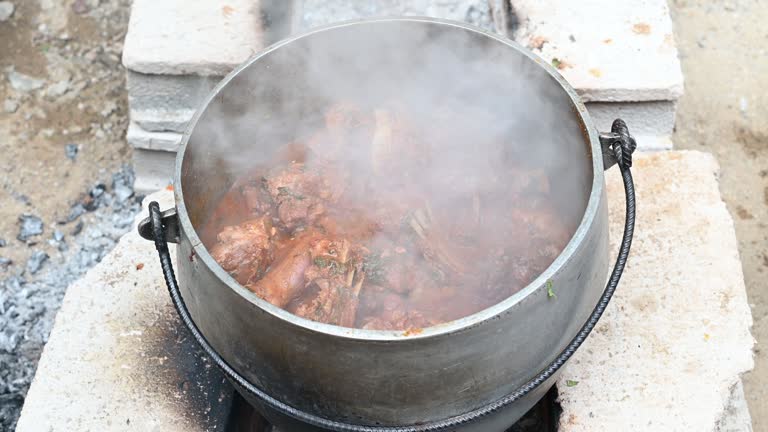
[209, 217, 275, 286]
[355, 284, 437, 331]
[263, 162, 346, 231]
[291, 237, 365, 326]
[292, 278, 363, 327]
[247, 231, 321, 307]
[238, 178, 274, 216]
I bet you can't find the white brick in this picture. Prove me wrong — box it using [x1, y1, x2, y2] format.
[128, 122, 183, 152]
[586, 100, 676, 138]
[122, 0, 264, 76]
[630, 134, 673, 152]
[513, 0, 684, 102]
[131, 108, 196, 134]
[127, 71, 220, 113]
[133, 148, 176, 194]
[558, 151, 754, 432]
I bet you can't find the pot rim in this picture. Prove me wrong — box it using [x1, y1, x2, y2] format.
[174, 16, 605, 342]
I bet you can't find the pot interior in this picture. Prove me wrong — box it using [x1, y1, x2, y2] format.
[179, 19, 595, 324]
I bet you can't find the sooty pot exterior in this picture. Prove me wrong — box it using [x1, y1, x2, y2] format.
[170, 18, 609, 430]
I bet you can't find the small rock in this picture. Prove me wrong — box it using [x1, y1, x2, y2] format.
[17, 215, 44, 242]
[0, 257, 11, 269]
[91, 184, 106, 198]
[0, 239, 5, 247]
[0, 332, 19, 353]
[112, 165, 135, 204]
[67, 203, 86, 222]
[4, 275, 24, 291]
[53, 230, 64, 242]
[46, 79, 71, 98]
[113, 185, 134, 204]
[65, 143, 78, 160]
[71, 221, 84, 236]
[100, 100, 117, 118]
[8, 71, 45, 92]
[0, 1, 14, 22]
[26, 251, 49, 274]
[739, 97, 748, 116]
[83, 183, 108, 211]
[3, 99, 18, 113]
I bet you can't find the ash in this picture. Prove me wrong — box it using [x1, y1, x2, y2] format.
[0, 165, 143, 431]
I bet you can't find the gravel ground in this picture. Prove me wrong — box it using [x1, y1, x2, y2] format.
[0, 167, 142, 430]
[0, 0, 133, 429]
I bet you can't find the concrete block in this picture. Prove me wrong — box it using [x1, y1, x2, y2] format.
[127, 71, 220, 113]
[122, 0, 264, 76]
[128, 122, 184, 152]
[16, 191, 234, 432]
[133, 148, 176, 194]
[557, 151, 755, 431]
[296, 0, 506, 34]
[586, 100, 676, 139]
[513, 0, 684, 103]
[131, 108, 196, 134]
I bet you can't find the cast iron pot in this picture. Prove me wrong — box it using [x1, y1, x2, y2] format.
[139, 17, 637, 432]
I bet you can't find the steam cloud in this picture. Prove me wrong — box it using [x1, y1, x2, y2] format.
[184, 19, 592, 323]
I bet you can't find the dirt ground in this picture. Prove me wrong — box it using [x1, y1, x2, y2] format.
[669, 0, 768, 428]
[0, 0, 130, 268]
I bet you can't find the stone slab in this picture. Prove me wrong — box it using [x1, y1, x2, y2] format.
[127, 71, 220, 113]
[513, 0, 684, 102]
[16, 191, 235, 432]
[122, 0, 264, 76]
[296, 0, 508, 34]
[557, 151, 754, 431]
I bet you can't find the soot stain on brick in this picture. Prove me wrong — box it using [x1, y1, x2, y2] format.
[121, 304, 234, 429]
